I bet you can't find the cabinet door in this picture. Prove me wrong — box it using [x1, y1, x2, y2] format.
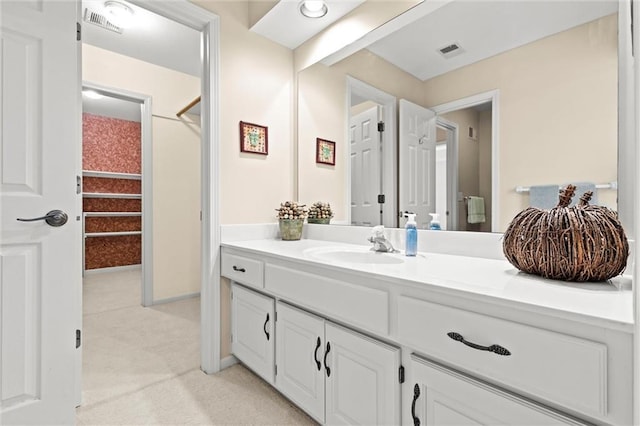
[231, 283, 275, 384]
[325, 323, 400, 425]
[275, 302, 325, 424]
[410, 355, 588, 426]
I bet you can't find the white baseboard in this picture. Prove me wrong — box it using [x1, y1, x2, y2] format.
[151, 292, 200, 306]
[220, 355, 238, 370]
[84, 264, 141, 275]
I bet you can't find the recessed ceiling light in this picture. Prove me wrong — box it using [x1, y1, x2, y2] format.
[299, 0, 328, 18]
[104, 1, 134, 28]
[83, 90, 104, 100]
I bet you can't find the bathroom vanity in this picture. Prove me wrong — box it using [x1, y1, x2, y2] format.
[221, 234, 633, 425]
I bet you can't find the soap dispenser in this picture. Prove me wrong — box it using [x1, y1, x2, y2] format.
[429, 213, 441, 230]
[404, 213, 417, 256]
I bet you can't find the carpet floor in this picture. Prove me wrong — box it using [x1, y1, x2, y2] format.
[76, 269, 315, 425]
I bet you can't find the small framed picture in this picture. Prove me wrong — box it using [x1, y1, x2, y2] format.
[316, 138, 336, 165]
[240, 121, 268, 155]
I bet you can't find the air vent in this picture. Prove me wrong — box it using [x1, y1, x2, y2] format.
[438, 42, 464, 59]
[83, 8, 123, 34]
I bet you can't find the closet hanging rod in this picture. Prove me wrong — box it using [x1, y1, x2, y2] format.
[176, 96, 201, 117]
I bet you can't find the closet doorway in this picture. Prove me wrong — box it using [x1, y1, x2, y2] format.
[81, 84, 153, 305]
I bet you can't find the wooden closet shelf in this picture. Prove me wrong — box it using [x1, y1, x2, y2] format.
[84, 212, 142, 217]
[83, 193, 142, 199]
[85, 231, 142, 238]
[82, 170, 142, 180]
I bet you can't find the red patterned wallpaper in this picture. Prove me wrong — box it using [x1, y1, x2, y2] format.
[83, 113, 142, 270]
[83, 113, 141, 173]
[83, 177, 141, 194]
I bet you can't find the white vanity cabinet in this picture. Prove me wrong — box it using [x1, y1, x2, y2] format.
[409, 355, 587, 426]
[275, 301, 401, 425]
[231, 284, 275, 384]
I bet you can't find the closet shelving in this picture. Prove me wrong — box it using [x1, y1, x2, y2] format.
[82, 169, 142, 271]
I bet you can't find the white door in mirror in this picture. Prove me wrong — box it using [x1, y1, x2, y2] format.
[350, 105, 381, 226]
[399, 99, 437, 229]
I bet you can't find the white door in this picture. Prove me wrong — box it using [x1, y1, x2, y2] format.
[410, 356, 587, 426]
[1, 1, 81, 424]
[350, 106, 380, 226]
[275, 303, 325, 424]
[231, 284, 275, 384]
[399, 99, 436, 229]
[325, 323, 400, 425]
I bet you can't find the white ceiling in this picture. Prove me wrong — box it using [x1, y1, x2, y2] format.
[82, 0, 201, 77]
[366, 0, 618, 81]
[83, 92, 142, 122]
[251, 0, 367, 49]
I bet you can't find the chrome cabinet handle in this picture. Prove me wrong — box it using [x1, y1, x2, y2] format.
[447, 332, 511, 356]
[232, 266, 246, 273]
[17, 210, 68, 227]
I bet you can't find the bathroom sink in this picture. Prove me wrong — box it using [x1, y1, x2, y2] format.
[303, 247, 405, 265]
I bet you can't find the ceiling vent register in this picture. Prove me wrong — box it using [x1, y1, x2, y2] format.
[83, 8, 123, 34]
[438, 42, 464, 59]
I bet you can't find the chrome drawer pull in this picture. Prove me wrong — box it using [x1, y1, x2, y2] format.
[447, 332, 511, 356]
[232, 266, 246, 273]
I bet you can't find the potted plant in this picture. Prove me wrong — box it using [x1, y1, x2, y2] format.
[276, 201, 307, 240]
[307, 201, 333, 224]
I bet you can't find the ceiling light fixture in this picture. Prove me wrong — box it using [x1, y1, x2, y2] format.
[104, 0, 134, 28]
[299, 0, 328, 18]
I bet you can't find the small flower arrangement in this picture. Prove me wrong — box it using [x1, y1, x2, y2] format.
[276, 201, 306, 241]
[275, 201, 307, 220]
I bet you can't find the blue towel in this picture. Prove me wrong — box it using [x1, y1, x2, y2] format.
[467, 196, 486, 224]
[529, 185, 560, 209]
[565, 182, 597, 206]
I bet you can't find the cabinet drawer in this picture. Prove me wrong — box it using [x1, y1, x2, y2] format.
[265, 264, 389, 336]
[221, 252, 264, 288]
[397, 296, 607, 419]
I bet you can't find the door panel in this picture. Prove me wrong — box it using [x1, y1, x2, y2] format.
[399, 99, 436, 229]
[350, 106, 380, 226]
[325, 323, 400, 425]
[275, 302, 325, 423]
[1, 1, 80, 423]
[231, 284, 275, 384]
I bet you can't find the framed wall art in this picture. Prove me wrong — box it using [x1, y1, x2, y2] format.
[316, 138, 335, 166]
[240, 121, 268, 155]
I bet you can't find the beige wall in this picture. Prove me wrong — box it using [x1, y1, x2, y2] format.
[298, 50, 425, 220]
[441, 108, 480, 231]
[193, 1, 295, 225]
[423, 14, 618, 230]
[83, 44, 202, 302]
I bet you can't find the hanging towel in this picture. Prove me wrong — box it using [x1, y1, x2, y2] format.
[529, 185, 560, 209]
[565, 182, 597, 206]
[467, 196, 486, 224]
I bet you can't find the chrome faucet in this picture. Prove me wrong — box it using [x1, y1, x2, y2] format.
[368, 225, 397, 253]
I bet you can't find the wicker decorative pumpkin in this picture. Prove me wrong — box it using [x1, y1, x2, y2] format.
[503, 185, 628, 282]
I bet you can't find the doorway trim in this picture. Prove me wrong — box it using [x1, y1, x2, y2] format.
[127, 0, 221, 373]
[81, 82, 154, 307]
[431, 89, 500, 232]
[436, 117, 459, 231]
[346, 76, 397, 227]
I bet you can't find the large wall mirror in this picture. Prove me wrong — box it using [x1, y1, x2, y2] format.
[297, 0, 622, 233]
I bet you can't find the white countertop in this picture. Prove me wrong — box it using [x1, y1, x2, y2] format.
[222, 238, 634, 332]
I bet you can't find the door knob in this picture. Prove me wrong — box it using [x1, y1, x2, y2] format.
[17, 210, 68, 227]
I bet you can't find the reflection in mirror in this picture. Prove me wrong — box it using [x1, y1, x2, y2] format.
[297, 1, 619, 232]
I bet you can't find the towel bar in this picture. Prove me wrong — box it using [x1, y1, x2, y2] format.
[515, 182, 617, 193]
